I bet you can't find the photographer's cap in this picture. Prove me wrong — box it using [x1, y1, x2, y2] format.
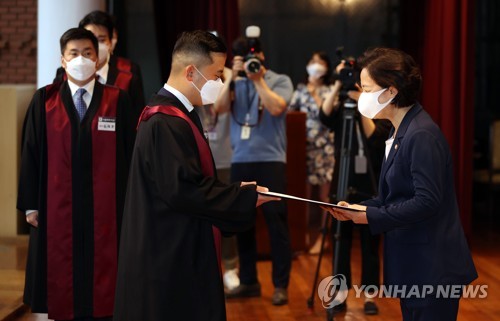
[245, 26, 260, 38]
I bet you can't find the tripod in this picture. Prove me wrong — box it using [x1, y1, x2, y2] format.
[306, 98, 378, 321]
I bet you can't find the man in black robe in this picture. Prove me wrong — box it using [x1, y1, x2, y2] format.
[113, 30, 277, 321]
[53, 10, 145, 119]
[17, 28, 136, 321]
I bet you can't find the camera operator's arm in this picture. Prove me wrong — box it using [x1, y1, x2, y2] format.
[248, 68, 292, 116]
[320, 80, 342, 117]
[347, 88, 377, 138]
[214, 56, 244, 114]
[361, 114, 377, 138]
[213, 66, 236, 114]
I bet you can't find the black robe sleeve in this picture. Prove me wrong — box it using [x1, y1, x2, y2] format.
[130, 61, 145, 108]
[115, 90, 137, 234]
[128, 71, 146, 120]
[139, 114, 257, 232]
[17, 89, 46, 212]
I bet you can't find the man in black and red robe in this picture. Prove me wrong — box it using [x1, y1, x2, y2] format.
[53, 10, 145, 119]
[17, 28, 136, 321]
[112, 30, 278, 321]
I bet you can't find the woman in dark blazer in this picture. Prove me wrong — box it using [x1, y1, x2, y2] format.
[325, 47, 477, 321]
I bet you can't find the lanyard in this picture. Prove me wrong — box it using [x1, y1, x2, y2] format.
[231, 80, 264, 127]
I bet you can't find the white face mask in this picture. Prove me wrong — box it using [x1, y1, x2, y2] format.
[191, 66, 224, 105]
[98, 43, 110, 65]
[306, 63, 327, 79]
[358, 88, 393, 119]
[64, 56, 96, 81]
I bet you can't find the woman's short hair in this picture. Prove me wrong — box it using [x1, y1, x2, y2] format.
[357, 47, 422, 107]
[312, 50, 333, 86]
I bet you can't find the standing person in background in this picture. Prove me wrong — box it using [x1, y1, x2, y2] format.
[319, 59, 390, 315]
[289, 51, 337, 255]
[18, 28, 136, 321]
[54, 10, 145, 118]
[215, 28, 293, 306]
[325, 47, 477, 321]
[196, 65, 240, 291]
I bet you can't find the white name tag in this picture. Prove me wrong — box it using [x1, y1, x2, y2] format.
[97, 117, 116, 131]
[241, 125, 251, 140]
[355, 155, 367, 174]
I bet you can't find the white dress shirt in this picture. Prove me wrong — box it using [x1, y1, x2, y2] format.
[96, 62, 109, 84]
[385, 136, 395, 159]
[67, 78, 96, 108]
[163, 83, 194, 112]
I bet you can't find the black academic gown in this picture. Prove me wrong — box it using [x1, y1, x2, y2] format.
[17, 81, 136, 320]
[54, 55, 145, 118]
[107, 55, 145, 116]
[113, 90, 257, 321]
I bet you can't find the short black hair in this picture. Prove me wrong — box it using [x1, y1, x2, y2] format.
[172, 30, 227, 67]
[60, 28, 98, 55]
[79, 10, 114, 40]
[358, 47, 422, 107]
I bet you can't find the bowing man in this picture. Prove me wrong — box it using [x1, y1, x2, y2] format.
[17, 28, 136, 321]
[113, 30, 279, 321]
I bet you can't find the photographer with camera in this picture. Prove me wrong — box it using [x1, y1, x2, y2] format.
[215, 26, 293, 306]
[319, 55, 391, 315]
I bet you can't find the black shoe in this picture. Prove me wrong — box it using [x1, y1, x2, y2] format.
[326, 302, 346, 320]
[327, 301, 347, 318]
[364, 301, 379, 315]
[332, 301, 347, 313]
[272, 288, 288, 306]
[225, 283, 261, 299]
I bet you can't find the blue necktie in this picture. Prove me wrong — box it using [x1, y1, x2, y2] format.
[74, 88, 87, 122]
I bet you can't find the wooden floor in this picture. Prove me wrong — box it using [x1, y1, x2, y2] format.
[2, 222, 499, 321]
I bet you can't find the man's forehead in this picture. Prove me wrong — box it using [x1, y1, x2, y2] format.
[65, 39, 94, 51]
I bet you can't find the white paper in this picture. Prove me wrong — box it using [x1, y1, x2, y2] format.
[258, 191, 364, 212]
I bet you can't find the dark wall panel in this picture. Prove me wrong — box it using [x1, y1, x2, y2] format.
[238, 0, 399, 85]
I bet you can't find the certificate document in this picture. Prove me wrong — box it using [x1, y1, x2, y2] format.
[258, 191, 364, 212]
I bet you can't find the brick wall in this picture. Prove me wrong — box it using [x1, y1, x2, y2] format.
[0, 0, 37, 84]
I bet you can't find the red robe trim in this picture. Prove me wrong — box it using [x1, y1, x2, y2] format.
[116, 57, 132, 73]
[90, 88, 119, 317]
[45, 83, 119, 319]
[114, 71, 133, 92]
[138, 105, 222, 272]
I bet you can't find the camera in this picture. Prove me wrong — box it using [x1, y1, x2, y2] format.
[233, 26, 262, 76]
[335, 47, 360, 100]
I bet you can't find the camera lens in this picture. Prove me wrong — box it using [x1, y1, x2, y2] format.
[246, 58, 261, 74]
